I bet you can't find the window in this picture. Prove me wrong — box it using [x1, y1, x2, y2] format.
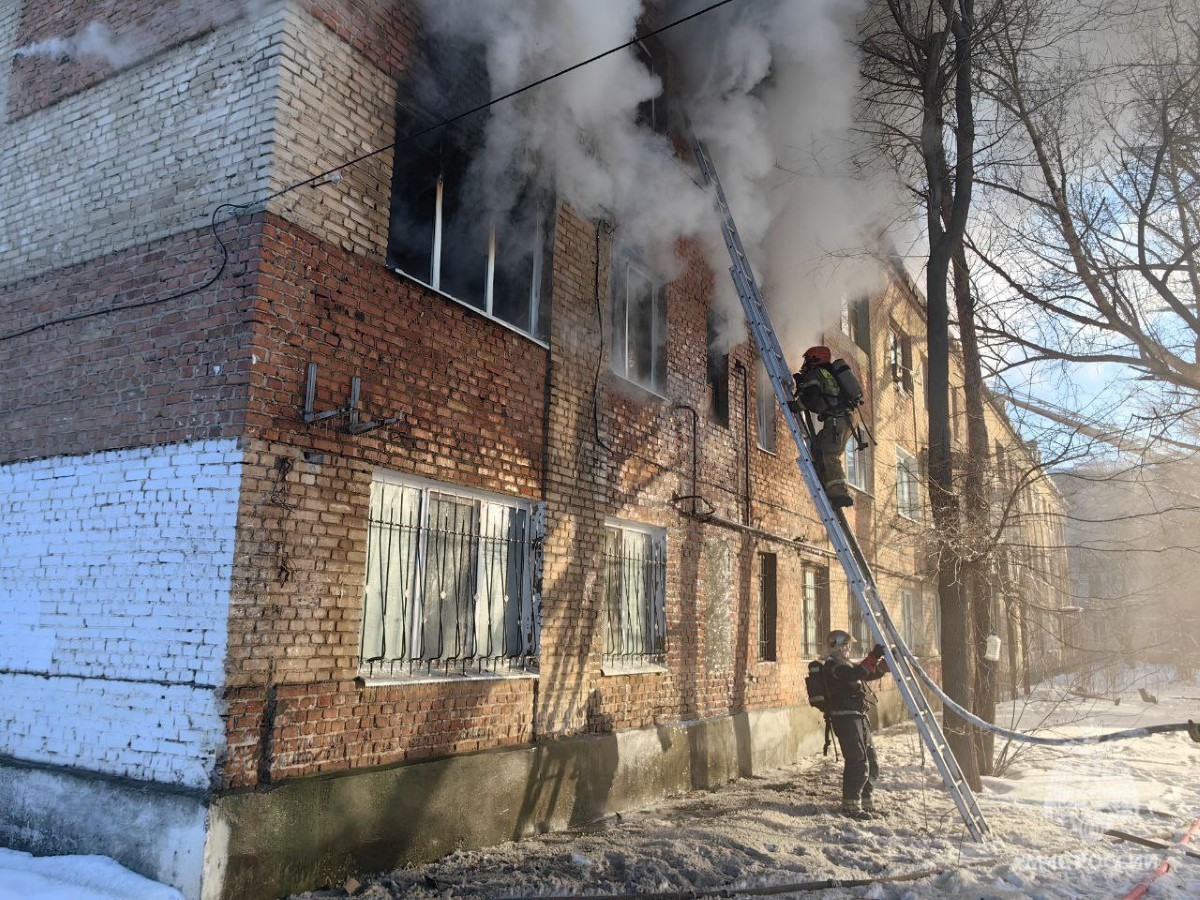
[360, 474, 541, 678]
[603, 522, 667, 667]
[889, 328, 914, 393]
[634, 37, 669, 133]
[706, 309, 729, 427]
[896, 447, 921, 520]
[900, 587, 924, 654]
[386, 119, 549, 341]
[756, 360, 776, 452]
[840, 295, 871, 354]
[845, 436, 871, 492]
[802, 566, 829, 657]
[612, 257, 667, 393]
[849, 590, 872, 645]
[758, 553, 778, 661]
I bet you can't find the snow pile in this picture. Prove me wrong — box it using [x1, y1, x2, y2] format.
[0, 849, 182, 900]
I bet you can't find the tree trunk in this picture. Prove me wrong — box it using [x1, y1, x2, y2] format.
[953, 247, 996, 777]
[927, 238, 982, 793]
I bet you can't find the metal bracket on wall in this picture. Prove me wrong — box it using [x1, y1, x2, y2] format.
[303, 363, 400, 436]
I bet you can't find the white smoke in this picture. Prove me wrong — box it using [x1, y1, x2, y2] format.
[12, 22, 142, 68]
[415, 0, 900, 360]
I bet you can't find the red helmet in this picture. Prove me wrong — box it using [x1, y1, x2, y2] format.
[803, 346, 831, 365]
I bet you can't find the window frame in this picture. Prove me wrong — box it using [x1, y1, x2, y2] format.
[359, 471, 542, 682]
[758, 552, 778, 662]
[756, 359, 777, 453]
[841, 295, 871, 354]
[611, 256, 668, 395]
[801, 565, 828, 658]
[896, 446, 922, 521]
[386, 118, 550, 344]
[889, 327, 914, 394]
[845, 436, 872, 493]
[602, 519, 668, 672]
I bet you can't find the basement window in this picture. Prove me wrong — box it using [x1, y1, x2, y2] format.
[611, 256, 667, 393]
[386, 114, 550, 341]
[359, 473, 542, 680]
[602, 521, 667, 670]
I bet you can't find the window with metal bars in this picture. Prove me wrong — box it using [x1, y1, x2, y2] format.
[802, 566, 828, 658]
[602, 522, 667, 668]
[359, 474, 541, 679]
[896, 447, 921, 520]
[758, 552, 777, 662]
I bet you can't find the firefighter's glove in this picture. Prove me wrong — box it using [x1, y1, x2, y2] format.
[870, 644, 886, 659]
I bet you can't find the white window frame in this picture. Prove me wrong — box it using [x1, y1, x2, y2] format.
[359, 471, 542, 682]
[845, 437, 871, 492]
[896, 447, 921, 520]
[900, 587, 923, 654]
[392, 165, 547, 343]
[611, 257, 667, 394]
[602, 519, 668, 673]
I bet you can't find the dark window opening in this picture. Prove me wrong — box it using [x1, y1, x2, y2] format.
[706, 309, 729, 427]
[889, 327, 914, 393]
[842, 295, 871, 354]
[759, 552, 778, 662]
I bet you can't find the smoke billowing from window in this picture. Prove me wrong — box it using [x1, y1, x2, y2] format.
[415, 0, 901, 358]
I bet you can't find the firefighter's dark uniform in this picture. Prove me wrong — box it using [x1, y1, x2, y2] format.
[795, 364, 853, 506]
[824, 652, 887, 809]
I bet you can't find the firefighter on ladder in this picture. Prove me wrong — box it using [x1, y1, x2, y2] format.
[791, 346, 863, 509]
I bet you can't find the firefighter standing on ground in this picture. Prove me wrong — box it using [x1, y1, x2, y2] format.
[824, 630, 890, 818]
[791, 346, 861, 509]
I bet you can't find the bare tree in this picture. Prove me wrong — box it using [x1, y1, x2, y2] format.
[858, 0, 999, 791]
[974, 0, 1200, 418]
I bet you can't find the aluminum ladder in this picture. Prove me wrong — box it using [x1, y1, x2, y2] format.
[692, 136, 990, 841]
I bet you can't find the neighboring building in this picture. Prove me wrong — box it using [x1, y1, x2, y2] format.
[1057, 458, 1200, 678]
[0, 3, 1068, 898]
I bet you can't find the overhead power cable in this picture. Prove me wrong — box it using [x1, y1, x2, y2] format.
[1, 0, 739, 345]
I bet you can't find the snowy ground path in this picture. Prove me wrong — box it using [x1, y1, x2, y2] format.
[295, 666, 1200, 900]
[1, 666, 1196, 899]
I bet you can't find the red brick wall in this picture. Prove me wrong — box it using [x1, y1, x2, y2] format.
[219, 213, 548, 788]
[0, 217, 260, 464]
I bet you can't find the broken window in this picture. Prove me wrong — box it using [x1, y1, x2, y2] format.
[756, 360, 776, 452]
[360, 473, 542, 678]
[386, 108, 550, 340]
[758, 552, 778, 662]
[602, 521, 667, 668]
[611, 256, 667, 393]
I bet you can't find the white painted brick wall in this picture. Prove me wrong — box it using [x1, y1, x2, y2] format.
[0, 7, 284, 286]
[0, 0, 18, 124]
[0, 440, 243, 788]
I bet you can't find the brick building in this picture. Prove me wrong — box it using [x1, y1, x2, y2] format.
[0, 3, 1068, 898]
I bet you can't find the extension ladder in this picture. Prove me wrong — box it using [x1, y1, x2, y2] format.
[692, 136, 991, 841]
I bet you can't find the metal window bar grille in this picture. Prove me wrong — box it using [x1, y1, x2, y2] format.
[802, 568, 820, 658]
[603, 528, 667, 667]
[360, 483, 539, 678]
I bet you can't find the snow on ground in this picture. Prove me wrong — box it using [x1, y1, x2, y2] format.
[293, 663, 1200, 899]
[2, 665, 1196, 899]
[0, 848, 183, 900]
